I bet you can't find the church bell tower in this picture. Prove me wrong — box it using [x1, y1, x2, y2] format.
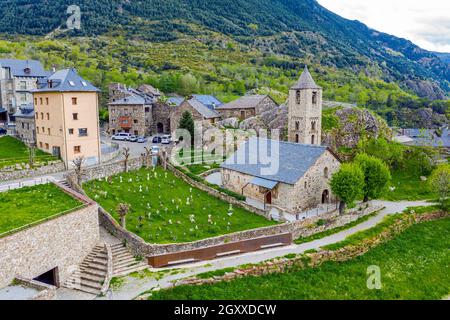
[288, 66, 322, 145]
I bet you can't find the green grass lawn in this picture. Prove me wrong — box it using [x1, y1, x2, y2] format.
[150, 216, 450, 300]
[83, 167, 276, 244]
[382, 169, 436, 201]
[0, 183, 83, 235]
[0, 136, 56, 168]
[186, 163, 221, 175]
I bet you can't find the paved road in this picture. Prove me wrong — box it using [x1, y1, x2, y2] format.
[98, 199, 432, 300]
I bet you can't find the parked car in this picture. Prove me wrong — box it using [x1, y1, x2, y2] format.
[151, 145, 160, 155]
[152, 136, 162, 144]
[137, 136, 147, 143]
[161, 134, 172, 144]
[111, 132, 131, 141]
[0, 128, 7, 135]
[129, 135, 138, 142]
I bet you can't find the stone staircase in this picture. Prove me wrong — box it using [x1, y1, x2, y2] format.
[63, 244, 108, 295]
[111, 243, 147, 276]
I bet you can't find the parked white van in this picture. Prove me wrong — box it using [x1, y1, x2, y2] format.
[111, 132, 132, 141]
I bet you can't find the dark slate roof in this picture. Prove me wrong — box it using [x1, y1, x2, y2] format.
[192, 94, 223, 110]
[0, 59, 48, 78]
[13, 103, 34, 118]
[109, 94, 147, 105]
[33, 68, 100, 92]
[187, 98, 221, 119]
[291, 66, 321, 90]
[167, 97, 184, 107]
[216, 95, 268, 110]
[221, 138, 329, 185]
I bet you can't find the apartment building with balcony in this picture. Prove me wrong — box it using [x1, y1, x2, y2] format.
[32, 68, 101, 168]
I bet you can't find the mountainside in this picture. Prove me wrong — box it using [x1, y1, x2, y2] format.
[0, 0, 448, 99]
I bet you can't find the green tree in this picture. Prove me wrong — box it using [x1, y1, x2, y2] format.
[355, 153, 391, 202]
[330, 163, 365, 214]
[178, 111, 195, 144]
[428, 164, 450, 209]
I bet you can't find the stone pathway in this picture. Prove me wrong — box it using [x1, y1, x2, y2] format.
[96, 200, 432, 300]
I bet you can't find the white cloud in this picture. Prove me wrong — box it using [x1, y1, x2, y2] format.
[317, 0, 450, 52]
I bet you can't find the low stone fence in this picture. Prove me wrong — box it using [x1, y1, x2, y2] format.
[0, 161, 65, 182]
[99, 203, 382, 258]
[173, 210, 448, 288]
[13, 277, 56, 300]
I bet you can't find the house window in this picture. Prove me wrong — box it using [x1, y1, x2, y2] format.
[324, 167, 329, 178]
[304, 181, 307, 189]
[39, 98, 43, 105]
[72, 97, 77, 105]
[68, 128, 74, 135]
[45, 143, 49, 149]
[47, 128, 51, 135]
[39, 142, 43, 148]
[73, 113, 78, 120]
[41, 127, 44, 133]
[74, 146, 81, 154]
[37, 127, 40, 134]
[311, 135, 315, 145]
[35, 113, 38, 119]
[78, 128, 88, 137]
[145, 107, 150, 112]
[133, 119, 138, 124]
[26, 123, 29, 130]
[296, 90, 301, 104]
[21, 123, 24, 129]
[46, 98, 49, 105]
[312, 92, 318, 104]
[311, 121, 316, 131]
[295, 121, 300, 131]
[41, 112, 44, 119]
[47, 113, 50, 120]
[295, 134, 299, 143]
[19, 93, 26, 102]
[34, 98, 37, 105]
[19, 81, 27, 90]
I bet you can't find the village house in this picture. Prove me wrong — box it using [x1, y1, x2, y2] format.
[108, 83, 174, 135]
[0, 59, 48, 124]
[216, 94, 278, 120]
[32, 68, 101, 168]
[13, 103, 36, 145]
[170, 95, 222, 132]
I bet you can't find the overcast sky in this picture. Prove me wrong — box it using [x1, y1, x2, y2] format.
[317, 0, 450, 53]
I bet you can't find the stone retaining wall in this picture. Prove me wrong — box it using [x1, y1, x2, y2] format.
[99, 203, 382, 257]
[173, 210, 448, 288]
[0, 203, 99, 288]
[0, 162, 65, 182]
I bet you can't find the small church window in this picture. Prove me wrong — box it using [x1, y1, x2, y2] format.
[296, 90, 301, 104]
[324, 167, 329, 178]
[295, 121, 300, 131]
[312, 92, 318, 104]
[311, 121, 316, 131]
[295, 134, 299, 143]
[311, 135, 315, 145]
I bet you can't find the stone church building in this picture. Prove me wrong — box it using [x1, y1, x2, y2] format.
[221, 67, 340, 214]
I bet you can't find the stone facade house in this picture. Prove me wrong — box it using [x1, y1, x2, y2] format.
[108, 83, 174, 135]
[221, 138, 341, 214]
[170, 96, 222, 133]
[0, 59, 48, 124]
[13, 103, 36, 145]
[216, 95, 278, 120]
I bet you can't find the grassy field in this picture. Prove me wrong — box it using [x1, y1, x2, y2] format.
[0, 136, 56, 169]
[83, 167, 276, 244]
[150, 216, 449, 300]
[0, 183, 82, 235]
[382, 169, 436, 201]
